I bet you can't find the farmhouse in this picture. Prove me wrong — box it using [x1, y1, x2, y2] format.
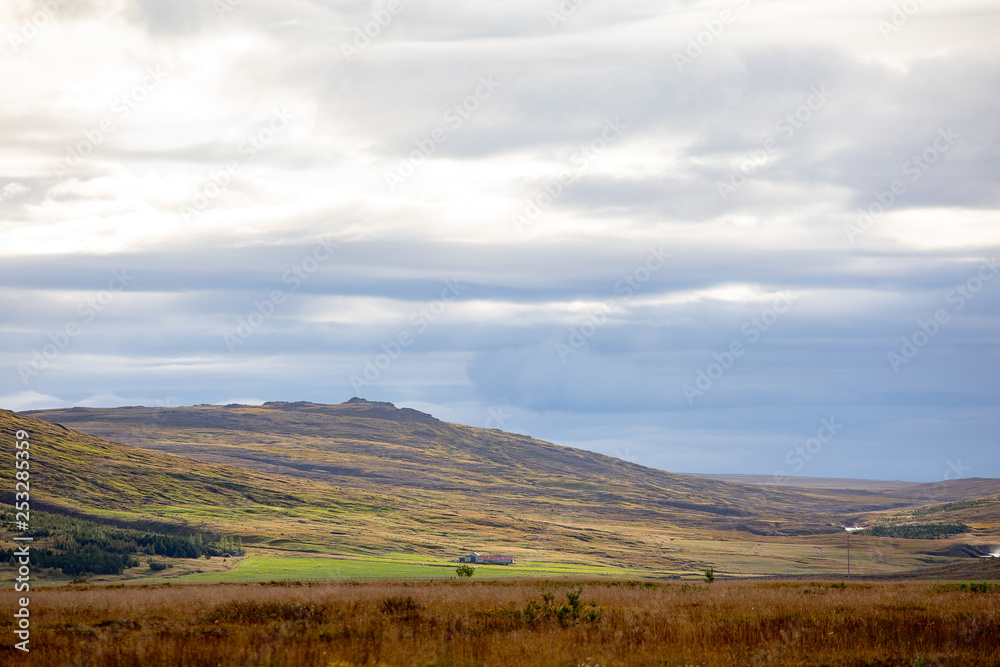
[457, 552, 514, 565]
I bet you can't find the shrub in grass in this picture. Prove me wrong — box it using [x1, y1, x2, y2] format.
[378, 595, 423, 619]
[205, 600, 329, 624]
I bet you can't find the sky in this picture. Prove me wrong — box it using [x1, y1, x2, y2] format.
[1, 0, 998, 482]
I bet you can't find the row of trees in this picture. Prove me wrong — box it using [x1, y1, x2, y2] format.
[11, 545, 141, 576]
[0, 510, 245, 576]
[859, 523, 970, 539]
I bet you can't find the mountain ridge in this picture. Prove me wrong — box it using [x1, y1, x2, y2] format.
[20, 398, 912, 530]
[7, 399, 998, 574]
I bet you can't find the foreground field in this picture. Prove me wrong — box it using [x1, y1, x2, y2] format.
[2, 579, 998, 666]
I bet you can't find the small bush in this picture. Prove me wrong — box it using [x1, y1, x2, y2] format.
[934, 582, 1000, 593]
[259, 580, 303, 587]
[205, 600, 328, 624]
[522, 587, 601, 627]
[378, 595, 422, 617]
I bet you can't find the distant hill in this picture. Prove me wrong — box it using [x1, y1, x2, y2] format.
[9, 399, 998, 572]
[879, 478, 1000, 501]
[23, 399, 913, 531]
[688, 474, 920, 493]
[867, 555, 1000, 581]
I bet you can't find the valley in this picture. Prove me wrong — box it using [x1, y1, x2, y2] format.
[2, 399, 998, 582]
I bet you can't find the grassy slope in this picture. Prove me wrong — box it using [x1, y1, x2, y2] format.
[0, 409, 390, 540]
[6, 401, 999, 578]
[22, 401, 916, 530]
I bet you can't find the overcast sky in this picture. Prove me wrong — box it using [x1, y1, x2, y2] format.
[2, 0, 998, 482]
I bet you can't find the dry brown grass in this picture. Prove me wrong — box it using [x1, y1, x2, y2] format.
[2, 579, 998, 666]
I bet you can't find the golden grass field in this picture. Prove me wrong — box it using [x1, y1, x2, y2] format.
[2, 579, 998, 666]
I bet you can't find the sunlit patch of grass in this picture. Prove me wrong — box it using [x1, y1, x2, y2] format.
[179, 556, 669, 583]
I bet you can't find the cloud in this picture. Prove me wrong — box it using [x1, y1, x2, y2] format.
[0, 390, 70, 412]
[0, 182, 30, 202]
[0, 0, 997, 480]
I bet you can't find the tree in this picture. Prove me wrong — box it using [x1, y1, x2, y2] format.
[704, 567, 715, 584]
[456, 564, 475, 578]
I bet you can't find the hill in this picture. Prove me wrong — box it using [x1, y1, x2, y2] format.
[7, 399, 999, 576]
[21, 400, 913, 532]
[866, 554, 1000, 581]
[688, 473, 920, 492]
[880, 478, 1000, 501]
[0, 407, 379, 535]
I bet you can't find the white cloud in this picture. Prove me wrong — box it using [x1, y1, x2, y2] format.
[213, 397, 266, 406]
[0, 182, 30, 201]
[0, 390, 69, 412]
[0, 0, 997, 479]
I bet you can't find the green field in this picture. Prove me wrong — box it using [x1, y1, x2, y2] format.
[180, 555, 682, 582]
